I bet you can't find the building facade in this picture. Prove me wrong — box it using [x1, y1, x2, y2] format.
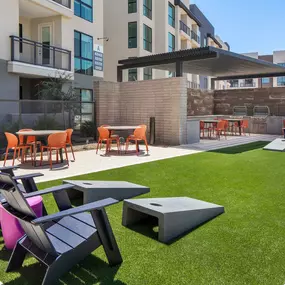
[104, 0, 203, 87]
[0, 0, 103, 125]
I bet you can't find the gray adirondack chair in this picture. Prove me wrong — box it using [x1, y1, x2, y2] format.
[0, 172, 122, 285]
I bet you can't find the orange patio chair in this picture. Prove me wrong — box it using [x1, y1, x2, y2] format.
[66, 129, 75, 161]
[40, 132, 69, 169]
[125, 125, 149, 155]
[3, 132, 33, 166]
[215, 121, 227, 140]
[96, 127, 120, 155]
[241, 120, 249, 136]
[18, 128, 41, 159]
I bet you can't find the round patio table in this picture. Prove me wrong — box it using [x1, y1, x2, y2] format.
[16, 130, 66, 166]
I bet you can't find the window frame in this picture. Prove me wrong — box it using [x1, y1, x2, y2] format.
[144, 67, 152, 80]
[128, 22, 137, 49]
[168, 2, 175, 28]
[168, 32, 175, 52]
[74, 0, 93, 23]
[143, 0, 152, 19]
[143, 24, 152, 52]
[128, 68, 138, 81]
[128, 0, 137, 13]
[74, 30, 93, 76]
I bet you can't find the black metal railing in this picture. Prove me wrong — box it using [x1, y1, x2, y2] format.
[240, 82, 256, 88]
[191, 30, 200, 44]
[187, 81, 200, 89]
[10, 36, 71, 71]
[179, 21, 190, 36]
[52, 0, 71, 9]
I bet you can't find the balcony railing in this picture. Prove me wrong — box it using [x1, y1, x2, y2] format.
[187, 81, 200, 89]
[179, 20, 190, 37]
[10, 36, 71, 71]
[240, 82, 256, 88]
[191, 30, 200, 45]
[52, 0, 71, 8]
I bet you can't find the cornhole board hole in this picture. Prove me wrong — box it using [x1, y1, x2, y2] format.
[122, 197, 224, 243]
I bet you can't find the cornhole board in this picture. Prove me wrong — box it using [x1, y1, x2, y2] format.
[122, 197, 224, 243]
[63, 180, 150, 204]
[263, 138, 285, 152]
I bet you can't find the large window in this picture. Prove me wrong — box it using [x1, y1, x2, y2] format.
[75, 89, 94, 130]
[262, 78, 270, 84]
[128, 0, 137, 13]
[74, 31, 93, 76]
[74, 0, 93, 22]
[168, 2, 175, 28]
[144, 68, 152, 80]
[128, 22, 137, 48]
[278, 63, 285, 86]
[128, 69, 137, 81]
[143, 24, 152, 52]
[168, 32, 175, 52]
[143, 0, 152, 19]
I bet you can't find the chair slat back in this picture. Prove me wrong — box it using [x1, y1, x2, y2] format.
[0, 173, 57, 255]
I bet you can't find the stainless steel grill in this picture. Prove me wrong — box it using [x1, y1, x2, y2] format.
[233, 106, 247, 116]
[252, 106, 270, 134]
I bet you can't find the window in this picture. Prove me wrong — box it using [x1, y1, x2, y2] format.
[128, 22, 137, 48]
[19, 23, 23, 53]
[75, 0, 93, 22]
[74, 31, 93, 76]
[203, 36, 207, 47]
[144, 68, 152, 80]
[278, 63, 285, 86]
[75, 89, 94, 130]
[128, 0, 137, 13]
[168, 32, 175, 52]
[143, 0, 152, 19]
[128, 69, 137, 81]
[262, 78, 270, 84]
[229, 79, 239, 87]
[143, 24, 152, 52]
[168, 3, 175, 28]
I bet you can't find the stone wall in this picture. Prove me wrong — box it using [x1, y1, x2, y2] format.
[95, 77, 187, 145]
[187, 88, 214, 116]
[214, 87, 285, 116]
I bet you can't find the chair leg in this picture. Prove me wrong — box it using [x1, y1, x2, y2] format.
[144, 140, 149, 153]
[12, 149, 17, 166]
[56, 150, 59, 164]
[116, 139, 120, 154]
[6, 242, 27, 272]
[49, 149, 52, 170]
[64, 147, 69, 166]
[96, 139, 101, 154]
[70, 144, 75, 160]
[3, 148, 9, 166]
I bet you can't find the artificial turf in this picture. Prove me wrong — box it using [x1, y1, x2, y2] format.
[1, 141, 285, 285]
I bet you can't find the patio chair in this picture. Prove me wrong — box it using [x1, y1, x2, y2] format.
[40, 132, 69, 169]
[3, 133, 33, 166]
[18, 128, 41, 154]
[215, 121, 227, 140]
[0, 172, 122, 285]
[101, 125, 119, 138]
[125, 125, 149, 155]
[66, 129, 75, 161]
[200, 121, 212, 138]
[241, 120, 249, 135]
[96, 127, 120, 154]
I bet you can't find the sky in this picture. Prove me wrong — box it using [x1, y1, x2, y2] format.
[191, 0, 285, 55]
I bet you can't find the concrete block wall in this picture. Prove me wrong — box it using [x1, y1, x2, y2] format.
[95, 77, 187, 145]
[187, 88, 214, 116]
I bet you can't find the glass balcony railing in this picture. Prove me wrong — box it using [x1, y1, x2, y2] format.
[191, 30, 200, 45]
[179, 20, 190, 37]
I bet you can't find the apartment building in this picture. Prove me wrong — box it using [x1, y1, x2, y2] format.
[225, 50, 285, 89]
[104, 0, 203, 86]
[190, 4, 229, 90]
[0, 0, 103, 124]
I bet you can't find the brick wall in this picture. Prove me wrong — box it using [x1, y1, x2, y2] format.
[187, 88, 214, 116]
[95, 77, 187, 145]
[214, 87, 285, 116]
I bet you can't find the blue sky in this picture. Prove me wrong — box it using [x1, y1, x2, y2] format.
[191, 0, 284, 54]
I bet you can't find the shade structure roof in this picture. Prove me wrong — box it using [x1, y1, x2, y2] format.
[118, 47, 285, 80]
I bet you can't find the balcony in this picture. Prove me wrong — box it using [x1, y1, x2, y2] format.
[19, 0, 73, 19]
[179, 20, 190, 37]
[191, 30, 200, 45]
[8, 36, 73, 78]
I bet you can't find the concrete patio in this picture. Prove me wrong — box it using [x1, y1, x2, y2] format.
[3, 134, 279, 183]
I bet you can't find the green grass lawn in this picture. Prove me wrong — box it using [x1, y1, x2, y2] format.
[1, 141, 285, 285]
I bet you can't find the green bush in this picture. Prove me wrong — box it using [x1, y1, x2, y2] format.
[34, 116, 60, 130]
[80, 121, 96, 138]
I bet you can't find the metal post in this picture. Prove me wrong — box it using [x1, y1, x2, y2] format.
[150, 117, 155, 145]
[68, 51, 72, 71]
[176, 61, 183, 77]
[34, 42, 37, 65]
[53, 47, 56, 68]
[117, 66, 123, 82]
[11, 36, 15, 61]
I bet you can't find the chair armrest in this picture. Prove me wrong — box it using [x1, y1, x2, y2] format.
[0, 166, 19, 171]
[24, 183, 75, 198]
[31, 198, 118, 225]
[13, 173, 44, 181]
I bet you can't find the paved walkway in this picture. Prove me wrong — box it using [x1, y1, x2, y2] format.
[3, 134, 279, 183]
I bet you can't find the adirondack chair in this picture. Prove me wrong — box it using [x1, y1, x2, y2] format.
[0, 173, 122, 285]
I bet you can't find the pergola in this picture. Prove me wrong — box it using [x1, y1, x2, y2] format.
[117, 47, 285, 88]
